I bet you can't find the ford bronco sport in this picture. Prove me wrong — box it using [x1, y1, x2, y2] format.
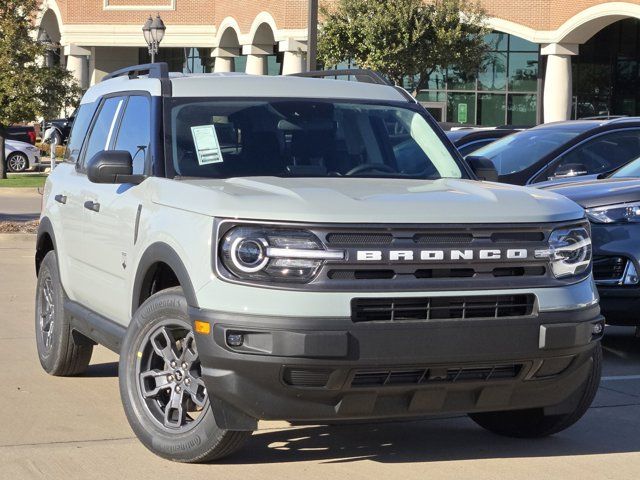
[35, 63, 603, 463]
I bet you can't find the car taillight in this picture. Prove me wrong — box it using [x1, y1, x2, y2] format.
[28, 130, 36, 145]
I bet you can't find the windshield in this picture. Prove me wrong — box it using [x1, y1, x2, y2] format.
[611, 156, 640, 178]
[473, 127, 587, 175]
[168, 99, 464, 180]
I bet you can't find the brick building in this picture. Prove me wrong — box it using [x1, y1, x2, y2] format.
[36, 0, 640, 125]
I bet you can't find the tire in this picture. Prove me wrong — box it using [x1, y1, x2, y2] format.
[469, 342, 602, 438]
[119, 287, 252, 463]
[7, 152, 28, 173]
[51, 130, 63, 146]
[35, 250, 93, 376]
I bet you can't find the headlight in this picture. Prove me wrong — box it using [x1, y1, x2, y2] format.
[587, 202, 640, 224]
[535, 226, 592, 278]
[219, 226, 344, 283]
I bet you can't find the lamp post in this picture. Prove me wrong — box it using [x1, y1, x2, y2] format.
[306, 0, 318, 71]
[143, 14, 166, 63]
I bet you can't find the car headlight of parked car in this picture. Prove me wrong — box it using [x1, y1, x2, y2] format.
[535, 226, 592, 278]
[219, 226, 344, 283]
[586, 202, 640, 224]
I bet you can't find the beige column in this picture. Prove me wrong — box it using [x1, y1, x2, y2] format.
[212, 47, 239, 73]
[541, 43, 579, 123]
[242, 44, 273, 75]
[64, 44, 91, 90]
[279, 39, 307, 75]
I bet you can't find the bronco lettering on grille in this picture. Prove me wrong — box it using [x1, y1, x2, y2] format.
[356, 249, 529, 262]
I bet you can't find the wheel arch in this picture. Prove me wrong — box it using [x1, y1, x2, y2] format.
[36, 217, 57, 275]
[132, 242, 199, 317]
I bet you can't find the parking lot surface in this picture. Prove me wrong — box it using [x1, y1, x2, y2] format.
[1, 233, 640, 480]
[0, 189, 41, 222]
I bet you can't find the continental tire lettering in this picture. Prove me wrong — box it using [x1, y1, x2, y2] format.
[154, 434, 203, 453]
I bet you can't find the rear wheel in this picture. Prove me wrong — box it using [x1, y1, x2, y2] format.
[7, 152, 28, 173]
[469, 343, 602, 437]
[119, 287, 252, 462]
[35, 251, 93, 376]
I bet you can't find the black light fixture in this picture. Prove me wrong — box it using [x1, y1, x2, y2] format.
[143, 14, 166, 63]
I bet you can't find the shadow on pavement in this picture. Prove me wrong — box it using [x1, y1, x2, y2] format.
[225, 412, 640, 465]
[0, 212, 39, 222]
[83, 362, 118, 378]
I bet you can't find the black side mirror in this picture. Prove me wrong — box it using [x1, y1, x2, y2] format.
[466, 155, 499, 182]
[86, 150, 145, 185]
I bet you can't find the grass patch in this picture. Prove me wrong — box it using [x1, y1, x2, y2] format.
[0, 174, 47, 188]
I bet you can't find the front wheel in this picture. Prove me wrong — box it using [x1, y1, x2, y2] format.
[469, 343, 602, 438]
[119, 287, 252, 463]
[7, 152, 28, 173]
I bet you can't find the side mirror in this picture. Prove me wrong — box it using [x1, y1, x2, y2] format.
[551, 163, 588, 179]
[466, 155, 499, 182]
[86, 150, 145, 185]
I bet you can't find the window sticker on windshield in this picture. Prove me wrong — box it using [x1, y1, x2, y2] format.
[191, 125, 223, 165]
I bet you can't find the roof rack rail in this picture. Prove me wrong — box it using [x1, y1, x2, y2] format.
[290, 69, 392, 86]
[102, 63, 169, 82]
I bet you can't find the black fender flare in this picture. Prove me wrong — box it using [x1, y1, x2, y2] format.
[36, 216, 57, 274]
[131, 242, 199, 316]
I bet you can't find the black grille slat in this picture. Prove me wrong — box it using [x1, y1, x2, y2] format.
[351, 364, 522, 387]
[413, 233, 474, 244]
[283, 369, 332, 388]
[352, 295, 535, 322]
[326, 233, 393, 245]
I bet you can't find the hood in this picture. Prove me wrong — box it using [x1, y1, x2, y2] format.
[539, 177, 640, 209]
[4, 139, 32, 151]
[150, 177, 585, 224]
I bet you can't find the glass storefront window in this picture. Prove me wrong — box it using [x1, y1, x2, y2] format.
[508, 52, 538, 92]
[509, 36, 538, 52]
[478, 52, 507, 91]
[508, 94, 537, 125]
[418, 32, 540, 126]
[478, 94, 506, 126]
[447, 93, 476, 125]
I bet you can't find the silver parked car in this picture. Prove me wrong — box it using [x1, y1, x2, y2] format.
[4, 139, 41, 173]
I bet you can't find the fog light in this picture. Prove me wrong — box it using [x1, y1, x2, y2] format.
[592, 322, 604, 336]
[226, 332, 244, 347]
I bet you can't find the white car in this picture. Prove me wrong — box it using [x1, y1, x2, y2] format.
[35, 63, 602, 463]
[5, 139, 41, 173]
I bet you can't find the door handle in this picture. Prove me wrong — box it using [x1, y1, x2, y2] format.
[54, 194, 67, 205]
[84, 200, 100, 212]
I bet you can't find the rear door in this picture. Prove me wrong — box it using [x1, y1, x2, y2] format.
[79, 94, 152, 324]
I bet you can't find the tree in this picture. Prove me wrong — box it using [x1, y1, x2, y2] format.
[0, 0, 81, 179]
[318, 0, 490, 93]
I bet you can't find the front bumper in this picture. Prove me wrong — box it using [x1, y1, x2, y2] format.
[592, 223, 640, 325]
[190, 304, 603, 430]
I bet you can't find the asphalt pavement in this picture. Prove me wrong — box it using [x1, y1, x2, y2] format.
[1, 233, 640, 480]
[0, 188, 42, 222]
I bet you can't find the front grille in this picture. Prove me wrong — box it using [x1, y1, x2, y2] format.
[351, 295, 535, 322]
[593, 256, 627, 282]
[351, 364, 522, 387]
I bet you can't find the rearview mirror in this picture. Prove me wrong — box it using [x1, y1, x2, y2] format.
[86, 150, 145, 185]
[466, 155, 499, 182]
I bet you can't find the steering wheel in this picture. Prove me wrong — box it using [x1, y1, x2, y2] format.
[345, 163, 396, 176]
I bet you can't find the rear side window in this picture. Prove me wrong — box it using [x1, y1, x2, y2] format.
[536, 129, 640, 182]
[81, 96, 126, 169]
[64, 102, 97, 164]
[114, 96, 151, 175]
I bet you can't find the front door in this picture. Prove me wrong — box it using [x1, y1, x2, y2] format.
[78, 95, 152, 324]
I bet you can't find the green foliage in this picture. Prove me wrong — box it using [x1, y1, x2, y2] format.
[0, 0, 81, 177]
[318, 0, 490, 91]
[0, 0, 80, 126]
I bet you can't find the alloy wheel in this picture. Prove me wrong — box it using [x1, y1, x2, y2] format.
[38, 275, 55, 353]
[7, 154, 27, 172]
[136, 322, 209, 431]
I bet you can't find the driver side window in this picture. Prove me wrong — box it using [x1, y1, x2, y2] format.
[539, 129, 640, 182]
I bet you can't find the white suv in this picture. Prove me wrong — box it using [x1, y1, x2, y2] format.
[35, 64, 603, 463]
